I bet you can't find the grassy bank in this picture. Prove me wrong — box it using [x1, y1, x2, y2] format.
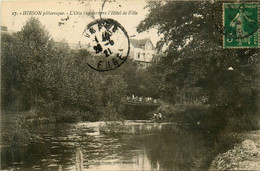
[153, 102, 259, 132]
[1, 112, 32, 147]
[151, 102, 259, 169]
[0, 109, 97, 147]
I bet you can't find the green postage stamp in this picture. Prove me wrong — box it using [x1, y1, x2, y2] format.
[223, 3, 259, 48]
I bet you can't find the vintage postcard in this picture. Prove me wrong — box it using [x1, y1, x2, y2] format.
[1, 0, 259, 170]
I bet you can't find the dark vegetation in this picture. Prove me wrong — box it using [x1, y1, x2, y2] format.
[137, 1, 259, 132]
[135, 1, 259, 168]
[1, 18, 149, 122]
[1, 1, 259, 168]
[1, 17, 156, 146]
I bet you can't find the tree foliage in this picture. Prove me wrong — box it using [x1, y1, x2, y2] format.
[1, 17, 131, 121]
[137, 1, 259, 130]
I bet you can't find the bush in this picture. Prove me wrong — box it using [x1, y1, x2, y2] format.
[55, 111, 82, 123]
[55, 110, 100, 123]
[155, 103, 210, 123]
[224, 114, 259, 132]
[99, 121, 130, 136]
[154, 103, 227, 132]
[100, 102, 124, 121]
[99, 102, 130, 136]
[81, 111, 99, 122]
[1, 113, 31, 147]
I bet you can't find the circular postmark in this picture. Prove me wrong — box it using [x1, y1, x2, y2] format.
[211, 2, 258, 39]
[82, 18, 130, 71]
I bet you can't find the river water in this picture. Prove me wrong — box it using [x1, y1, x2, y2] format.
[1, 120, 210, 170]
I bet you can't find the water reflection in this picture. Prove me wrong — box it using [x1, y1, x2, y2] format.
[1, 121, 207, 170]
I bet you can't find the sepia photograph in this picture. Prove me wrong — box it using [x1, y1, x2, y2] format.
[0, 0, 259, 170]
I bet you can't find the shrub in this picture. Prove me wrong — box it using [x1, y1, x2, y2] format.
[153, 103, 228, 132]
[99, 121, 130, 136]
[99, 102, 130, 136]
[100, 101, 124, 121]
[155, 103, 210, 123]
[55, 111, 82, 123]
[1, 114, 31, 147]
[80, 111, 98, 122]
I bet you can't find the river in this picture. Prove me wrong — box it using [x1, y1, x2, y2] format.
[1, 120, 211, 170]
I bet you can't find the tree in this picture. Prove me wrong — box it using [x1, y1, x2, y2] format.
[1, 33, 26, 110]
[2, 17, 54, 111]
[16, 17, 55, 111]
[137, 1, 259, 130]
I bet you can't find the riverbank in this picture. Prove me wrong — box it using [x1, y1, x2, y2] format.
[1, 120, 210, 170]
[210, 130, 260, 170]
[0, 111, 56, 148]
[2, 111, 260, 170]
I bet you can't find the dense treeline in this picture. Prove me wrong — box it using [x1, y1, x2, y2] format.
[1, 17, 150, 122]
[1, 2, 259, 169]
[137, 1, 259, 132]
[2, 0, 260, 133]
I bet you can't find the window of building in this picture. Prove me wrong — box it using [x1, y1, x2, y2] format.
[138, 52, 140, 58]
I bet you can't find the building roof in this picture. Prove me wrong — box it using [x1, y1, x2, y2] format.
[130, 38, 153, 49]
[1, 26, 8, 32]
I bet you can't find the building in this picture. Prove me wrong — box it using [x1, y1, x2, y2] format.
[129, 38, 155, 68]
[1, 25, 17, 35]
[1, 26, 8, 33]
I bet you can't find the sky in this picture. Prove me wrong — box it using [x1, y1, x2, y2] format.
[1, 0, 160, 45]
